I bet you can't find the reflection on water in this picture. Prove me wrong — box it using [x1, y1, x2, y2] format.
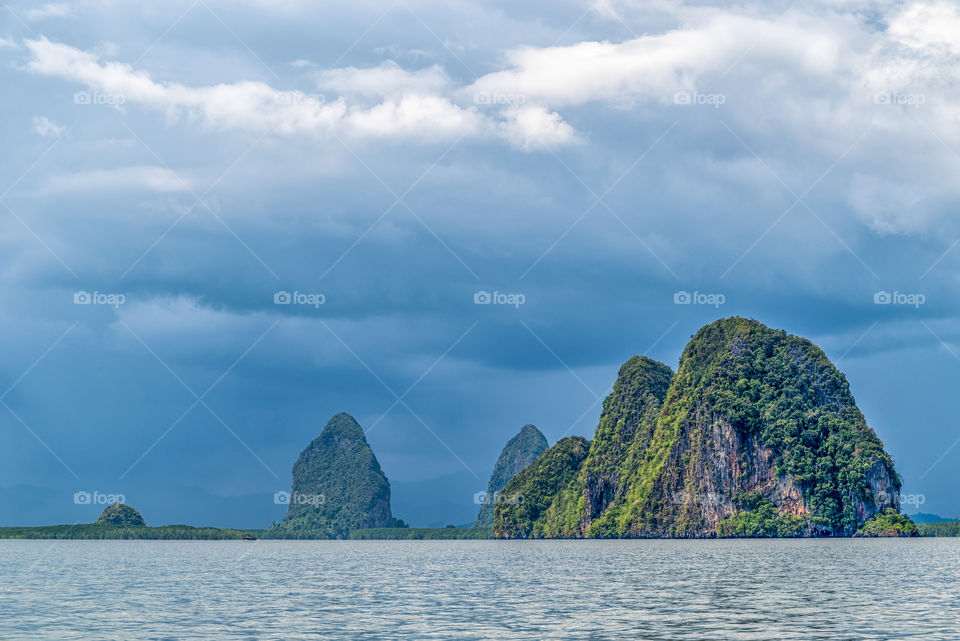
[1, 539, 957, 640]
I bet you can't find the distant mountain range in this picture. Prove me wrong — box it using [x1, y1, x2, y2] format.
[908, 513, 959, 524]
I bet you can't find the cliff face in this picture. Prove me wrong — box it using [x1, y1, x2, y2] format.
[495, 318, 903, 538]
[475, 424, 549, 527]
[277, 412, 397, 538]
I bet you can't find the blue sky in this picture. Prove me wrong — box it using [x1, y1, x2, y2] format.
[1, 0, 959, 526]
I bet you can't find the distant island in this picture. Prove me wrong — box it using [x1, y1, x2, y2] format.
[4, 317, 957, 540]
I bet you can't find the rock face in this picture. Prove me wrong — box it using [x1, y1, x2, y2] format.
[96, 503, 146, 527]
[493, 437, 590, 538]
[475, 424, 549, 527]
[277, 412, 398, 538]
[495, 318, 903, 538]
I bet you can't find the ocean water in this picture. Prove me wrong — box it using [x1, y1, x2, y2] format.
[1, 538, 958, 640]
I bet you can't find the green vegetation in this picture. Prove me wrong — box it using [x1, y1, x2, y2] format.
[855, 509, 919, 537]
[268, 412, 403, 539]
[917, 521, 960, 537]
[497, 318, 903, 538]
[350, 527, 494, 540]
[95, 502, 146, 527]
[716, 492, 814, 537]
[475, 424, 548, 527]
[494, 436, 590, 538]
[0, 524, 263, 540]
[691, 318, 900, 534]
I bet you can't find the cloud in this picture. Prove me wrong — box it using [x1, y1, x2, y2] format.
[887, 1, 960, 54]
[318, 61, 450, 97]
[498, 105, 580, 150]
[466, 11, 848, 109]
[22, 38, 577, 149]
[32, 116, 64, 137]
[46, 166, 192, 193]
[345, 93, 484, 140]
[0, 37, 19, 49]
[24, 2, 71, 21]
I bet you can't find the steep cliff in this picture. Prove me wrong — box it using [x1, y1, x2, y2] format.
[274, 412, 399, 538]
[475, 424, 549, 527]
[495, 318, 904, 538]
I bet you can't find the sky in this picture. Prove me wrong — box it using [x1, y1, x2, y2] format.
[1, 0, 959, 527]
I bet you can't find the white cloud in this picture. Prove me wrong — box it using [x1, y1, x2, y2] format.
[319, 61, 450, 97]
[23, 37, 574, 149]
[467, 12, 846, 109]
[498, 105, 580, 150]
[0, 37, 19, 49]
[24, 2, 71, 21]
[46, 166, 192, 193]
[346, 94, 483, 140]
[887, 1, 960, 54]
[32, 116, 64, 138]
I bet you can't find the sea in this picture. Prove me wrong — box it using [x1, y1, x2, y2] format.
[1, 538, 958, 640]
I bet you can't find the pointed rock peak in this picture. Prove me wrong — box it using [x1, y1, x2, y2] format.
[518, 424, 545, 439]
[311, 412, 368, 452]
[95, 502, 146, 527]
[321, 412, 365, 438]
[613, 356, 673, 401]
[475, 424, 550, 527]
[277, 412, 396, 537]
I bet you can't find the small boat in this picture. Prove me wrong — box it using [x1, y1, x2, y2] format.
[242, 534, 257, 541]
